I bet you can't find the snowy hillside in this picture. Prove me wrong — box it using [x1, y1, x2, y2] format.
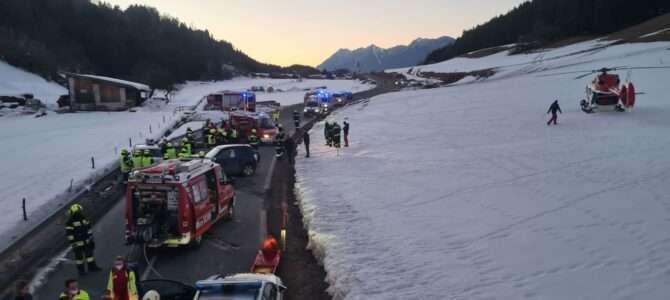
[0, 61, 66, 107]
[297, 41, 670, 299]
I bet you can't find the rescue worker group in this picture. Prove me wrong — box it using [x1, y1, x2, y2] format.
[51, 111, 351, 300]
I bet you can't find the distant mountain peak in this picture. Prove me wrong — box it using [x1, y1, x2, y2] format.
[319, 36, 454, 72]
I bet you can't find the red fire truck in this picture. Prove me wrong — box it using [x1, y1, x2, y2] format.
[205, 91, 256, 112]
[229, 112, 278, 144]
[125, 159, 235, 247]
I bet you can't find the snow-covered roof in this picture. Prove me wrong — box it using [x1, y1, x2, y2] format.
[68, 73, 151, 91]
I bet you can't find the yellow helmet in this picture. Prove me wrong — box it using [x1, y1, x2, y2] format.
[251, 129, 257, 133]
[69, 204, 83, 215]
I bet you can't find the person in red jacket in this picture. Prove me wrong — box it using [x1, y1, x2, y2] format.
[106, 256, 138, 300]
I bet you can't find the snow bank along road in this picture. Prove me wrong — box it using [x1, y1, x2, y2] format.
[296, 40, 670, 299]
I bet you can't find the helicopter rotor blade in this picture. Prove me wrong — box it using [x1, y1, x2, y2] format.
[575, 72, 595, 79]
[536, 70, 595, 77]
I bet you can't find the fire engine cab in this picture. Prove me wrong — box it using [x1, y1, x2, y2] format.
[205, 91, 256, 112]
[229, 111, 278, 144]
[125, 159, 235, 247]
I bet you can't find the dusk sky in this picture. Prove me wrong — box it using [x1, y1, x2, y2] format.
[105, 0, 528, 67]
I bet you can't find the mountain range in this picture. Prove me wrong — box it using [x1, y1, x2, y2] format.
[318, 36, 454, 72]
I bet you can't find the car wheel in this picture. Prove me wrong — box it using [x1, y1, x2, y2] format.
[242, 164, 255, 177]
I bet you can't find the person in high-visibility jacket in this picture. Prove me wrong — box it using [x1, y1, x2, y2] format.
[181, 138, 192, 156]
[59, 279, 91, 300]
[65, 204, 101, 275]
[331, 122, 342, 148]
[248, 129, 260, 149]
[106, 256, 138, 300]
[206, 128, 217, 147]
[178, 147, 190, 160]
[164, 143, 177, 160]
[131, 150, 143, 171]
[119, 149, 132, 181]
[217, 127, 228, 145]
[229, 127, 239, 144]
[271, 110, 280, 125]
[141, 150, 154, 168]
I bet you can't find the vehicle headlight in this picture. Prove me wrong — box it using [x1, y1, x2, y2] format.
[324, 104, 328, 107]
[263, 134, 270, 139]
[303, 109, 308, 112]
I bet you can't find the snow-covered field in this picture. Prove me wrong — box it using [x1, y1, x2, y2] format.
[297, 40, 670, 299]
[0, 71, 369, 251]
[0, 61, 66, 107]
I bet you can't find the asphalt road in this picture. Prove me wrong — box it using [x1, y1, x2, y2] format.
[33, 105, 312, 298]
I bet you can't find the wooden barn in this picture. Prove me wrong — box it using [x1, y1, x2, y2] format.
[65, 73, 151, 111]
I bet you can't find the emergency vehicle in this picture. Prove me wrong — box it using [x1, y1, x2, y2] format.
[331, 91, 353, 107]
[303, 89, 332, 116]
[125, 159, 235, 247]
[229, 111, 278, 144]
[205, 91, 256, 112]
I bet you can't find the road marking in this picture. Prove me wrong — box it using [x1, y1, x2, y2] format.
[141, 255, 157, 280]
[263, 155, 277, 192]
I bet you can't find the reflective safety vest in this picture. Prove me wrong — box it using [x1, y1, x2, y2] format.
[131, 155, 143, 170]
[120, 155, 132, 173]
[141, 156, 153, 167]
[59, 290, 90, 300]
[248, 134, 260, 146]
[107, 269, 138, 300]
[165, 147, 177, 159]
[231, 129, 238, 139]
[182, 143, 192, 155]
[178, 151, 190, 159]
[207, 133, 216, 145]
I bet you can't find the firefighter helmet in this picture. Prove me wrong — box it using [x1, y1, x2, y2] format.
[251, 129, 257, 133]
[167, 142, 173, 147]
[68, 204, 83, 215]
[142, 290, 160, 300]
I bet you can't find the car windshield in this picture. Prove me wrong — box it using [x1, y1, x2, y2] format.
[259, 117, 275, 129]
[306, 101, 319, 107]
[196, 282, 261, 300]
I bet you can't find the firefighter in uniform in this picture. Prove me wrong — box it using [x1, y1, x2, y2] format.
[324, 121, 332, 146]
[217, 127, 228, 145]
[247, 129, 260, 149]
[178, 147, 190, 159]
[271, 110, 280, 125]
[181, 138, 192, 156]
[229, 127, 239, 144]
[331, 122, 342, 148]
[274, 126, 286, 158]
[185, 127, 194, 140]
[65, 204, 101, 275]
[206, 128, 217, 147]
[164, 143, 177, 160]
[141, 150, 154, 168]
[131, 150, 143, 170]
[119, 149, 133, 181]
[292, 110, 301, 128]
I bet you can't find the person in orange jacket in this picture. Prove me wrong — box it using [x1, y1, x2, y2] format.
[106, 256, 138, 300]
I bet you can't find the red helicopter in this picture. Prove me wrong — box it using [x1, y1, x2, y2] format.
[542, 66, 670, 113]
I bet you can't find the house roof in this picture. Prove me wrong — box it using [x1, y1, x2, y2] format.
[67, 73, 151, 91]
